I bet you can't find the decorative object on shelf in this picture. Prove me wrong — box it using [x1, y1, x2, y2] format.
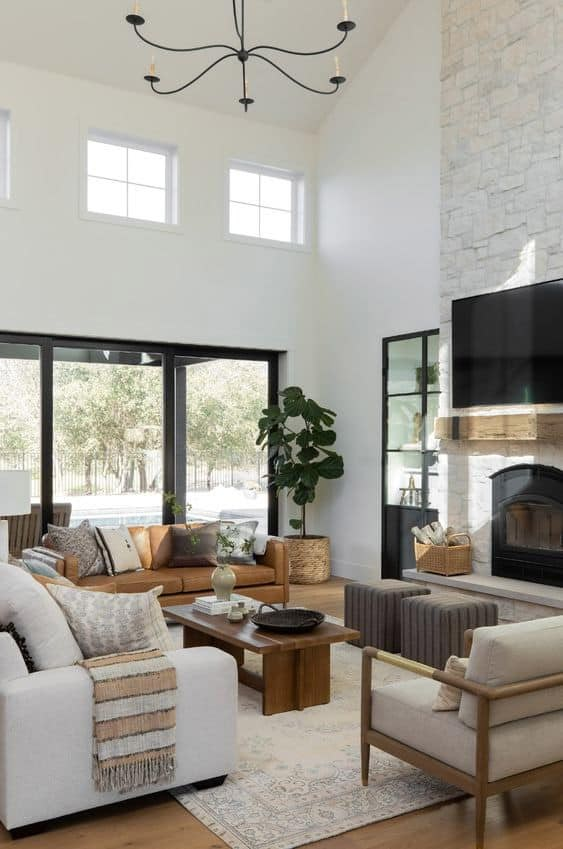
[251, 603, 325, 633]
[411, 521, 472, 576]
[125, 1, 357, 112]
[211, 562, 237, 602]
[257, 386, 344, 584]
[0, 470, 31, 563]
[399, 474, 422, 507]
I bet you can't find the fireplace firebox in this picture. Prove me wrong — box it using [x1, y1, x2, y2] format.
[491, 464, 563, 587]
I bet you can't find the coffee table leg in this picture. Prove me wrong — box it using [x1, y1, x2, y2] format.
[262, 644, 331, 716]
[182, 625, 244, 666]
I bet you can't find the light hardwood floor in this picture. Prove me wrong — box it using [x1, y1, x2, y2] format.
[3, 578, 562, 848]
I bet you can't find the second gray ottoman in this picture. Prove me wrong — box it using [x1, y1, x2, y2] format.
[344, 580, 431, 651]
[401, 593, 498, 668]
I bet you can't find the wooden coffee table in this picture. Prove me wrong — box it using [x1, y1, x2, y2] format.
[164, 604, 359, 716]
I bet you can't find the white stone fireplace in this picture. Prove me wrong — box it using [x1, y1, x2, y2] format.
[436, 0, 563, 582]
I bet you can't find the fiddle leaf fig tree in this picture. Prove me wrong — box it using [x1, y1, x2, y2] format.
[256, 386, 344, 538]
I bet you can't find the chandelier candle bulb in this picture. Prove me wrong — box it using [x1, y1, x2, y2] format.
[342, 0, 349, 21]
[133, 2, 140, 14]
[335, 55, 341, 77]
[150, 56, 156, 76]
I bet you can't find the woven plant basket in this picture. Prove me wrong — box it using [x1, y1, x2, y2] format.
[414, 533, 472, 577]
[285, 535, 330, 584]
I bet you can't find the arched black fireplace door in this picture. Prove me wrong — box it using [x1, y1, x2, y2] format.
[491, 464, 563, 587]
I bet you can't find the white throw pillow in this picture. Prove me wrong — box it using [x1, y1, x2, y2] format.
[432, 656, 469, 711]
[0, 562, 83, 670]
[94, 526, 143, 575]
[47, 583, 174, 658]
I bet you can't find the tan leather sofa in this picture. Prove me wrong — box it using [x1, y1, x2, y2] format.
[45, 524, 289, 607]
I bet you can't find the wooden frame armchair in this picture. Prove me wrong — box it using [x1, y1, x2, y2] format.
[362, 628, 563, 849]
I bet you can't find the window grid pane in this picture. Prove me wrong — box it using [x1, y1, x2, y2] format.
[0, 110, 10, 200]
[229, 165, 300, 244]
[87, 135, 172, 224]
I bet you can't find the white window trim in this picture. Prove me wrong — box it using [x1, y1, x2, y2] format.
[0, 108, 18, 211]
[224, 159, 310, 253]
[79, 127, 182, 234]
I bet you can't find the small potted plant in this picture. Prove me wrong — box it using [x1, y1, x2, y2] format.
[257, 386, 344, 584]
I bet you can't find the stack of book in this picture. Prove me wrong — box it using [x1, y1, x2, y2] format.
[193, 594, 261, 616]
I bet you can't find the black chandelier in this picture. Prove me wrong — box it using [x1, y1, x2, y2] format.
[125, 1, 357, 112]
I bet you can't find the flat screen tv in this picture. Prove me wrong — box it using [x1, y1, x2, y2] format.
[452, 279, 563, 408]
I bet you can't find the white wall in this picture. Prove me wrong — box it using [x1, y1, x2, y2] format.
[315, 0, 441, 580]
[0, 62, 318, 394]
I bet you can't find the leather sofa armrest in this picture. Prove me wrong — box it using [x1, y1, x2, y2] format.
[257, 539, 289, 603]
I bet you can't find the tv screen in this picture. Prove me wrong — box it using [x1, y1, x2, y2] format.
[452, 279, 563, 408]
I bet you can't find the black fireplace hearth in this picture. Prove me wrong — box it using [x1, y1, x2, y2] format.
[491, 464, 563, 587]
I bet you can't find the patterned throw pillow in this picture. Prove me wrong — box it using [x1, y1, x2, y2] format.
[46, 583, 174, 658]
[46, 520, 106, 578]
[169, 522, 220, 567]
[432, 656, 469, 711]
[217, 520, 258, 565]
[94, 526, 143, 575]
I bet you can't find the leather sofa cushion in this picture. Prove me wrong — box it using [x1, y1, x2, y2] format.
[372, 678, 563, 782]
[128, 526, 152, 570]
[79, 568, 183, 595]
[178, 564, 276, 594]
[148, 525, 175, 569]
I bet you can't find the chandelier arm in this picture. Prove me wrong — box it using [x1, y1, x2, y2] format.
[248, 29, 348, 58]
[252, 54, 340, 95]
[232, 0, 242, 44]
[149, 53, 238, 95]
[133, 23, 236, 54]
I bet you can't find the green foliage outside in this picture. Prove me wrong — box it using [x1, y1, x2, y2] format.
[0, 357, 268, 495]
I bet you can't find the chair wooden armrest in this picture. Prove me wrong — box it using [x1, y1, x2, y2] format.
[363, 646, 563, 701]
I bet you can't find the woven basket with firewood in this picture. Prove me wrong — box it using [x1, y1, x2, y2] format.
[411, 522, 472, 576]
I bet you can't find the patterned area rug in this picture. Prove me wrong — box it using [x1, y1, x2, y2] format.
[170, 622, 462, 849]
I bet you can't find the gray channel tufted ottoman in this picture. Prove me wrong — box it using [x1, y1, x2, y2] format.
[344, 580, 431, 651]
[401, 593, 498, 668]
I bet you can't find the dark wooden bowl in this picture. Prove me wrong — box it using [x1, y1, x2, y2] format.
[251, 604, 325, 633]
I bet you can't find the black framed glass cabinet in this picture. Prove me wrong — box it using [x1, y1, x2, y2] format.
[381, 330, 440, 578]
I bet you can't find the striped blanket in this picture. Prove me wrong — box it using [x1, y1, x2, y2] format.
[80, 648, 177, 793]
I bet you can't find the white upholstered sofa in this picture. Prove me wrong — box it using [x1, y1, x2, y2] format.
[0, 636, 238, 835]
[362, 616, 563, 849]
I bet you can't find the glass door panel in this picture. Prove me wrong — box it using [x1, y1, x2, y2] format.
[175, 357, 270, 533]
[427, 334, 440, 392]
[387, 396, 423, 450]
[53, 347, 163, 527]
[0, 342, 41, 502]
[425, 394, 440, 451]
[387, 337, 423, 394]
[386, 451, 423, 507]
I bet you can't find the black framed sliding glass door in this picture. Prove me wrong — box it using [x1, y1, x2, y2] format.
[0, 332, 279, 534]
[53, 346, 164, 528]
[174, 356, 271, 533]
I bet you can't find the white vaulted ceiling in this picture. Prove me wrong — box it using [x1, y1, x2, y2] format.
[0, 0, 409, 131]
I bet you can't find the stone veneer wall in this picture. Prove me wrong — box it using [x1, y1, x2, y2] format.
[439, 0, 563, 574]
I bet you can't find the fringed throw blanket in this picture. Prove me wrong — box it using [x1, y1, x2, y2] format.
[80, 648, 177, 793]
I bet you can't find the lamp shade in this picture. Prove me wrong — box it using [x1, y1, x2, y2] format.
[0, 471, 32, 516]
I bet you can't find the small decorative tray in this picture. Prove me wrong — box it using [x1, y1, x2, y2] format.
[251, 604, 325, 633]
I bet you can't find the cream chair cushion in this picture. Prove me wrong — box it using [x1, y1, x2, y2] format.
[371, 678, 563, 781]
[459, 616, 563, 729]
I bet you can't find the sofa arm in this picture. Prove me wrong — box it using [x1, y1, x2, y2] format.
[0, 634, 29, 684]
[258, 538, 289, 602]
[0, 647, 237, 830]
